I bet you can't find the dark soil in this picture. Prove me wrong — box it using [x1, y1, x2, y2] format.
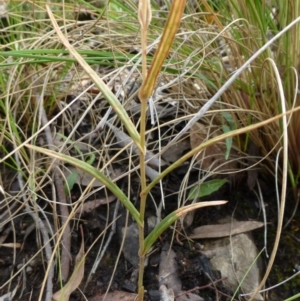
[1, 170, 299, 301]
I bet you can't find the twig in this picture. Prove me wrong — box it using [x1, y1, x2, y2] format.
[53, 170, 71, 281]
[14, 153, 54, 301]
[84, 198, 120, 290]
[175, 277, 239, 300]
[256, 180, 269, 258]
[35, 87, 71, 282]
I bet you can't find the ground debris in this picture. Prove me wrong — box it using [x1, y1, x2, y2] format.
[158, 243, 204, 301]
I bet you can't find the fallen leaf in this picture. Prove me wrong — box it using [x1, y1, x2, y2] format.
[52, 226, 85, 301]
[88, 291, 137, 301]
[74, 195, 116, 217]
[161, 137, 190, 163]
[0, 243, 22, 248]
[189, 220, 264, 239]
[176, 293, 204, 301]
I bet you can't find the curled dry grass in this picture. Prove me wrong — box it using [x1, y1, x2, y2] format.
[206, 1, 300, 194]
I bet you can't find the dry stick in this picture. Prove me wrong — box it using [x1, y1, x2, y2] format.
[36, 88, 71, 282]
[84, 199, 120, 290]
[175, 277, 239, 301]
[53, 171, 71, 282]
[13, 154, 54, 301]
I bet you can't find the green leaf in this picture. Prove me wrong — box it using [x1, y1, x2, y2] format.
[85, 153, 95, 165]
[222, 125, 232, 160]
[55, 133, 84, 159]
[222, 113, 235, 160]
[188, 178, 227, 200]
[64, 172, 78, 195]
[222, 112, 235, 130]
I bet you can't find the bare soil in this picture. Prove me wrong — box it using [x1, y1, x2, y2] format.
[1, 171, 299, 301]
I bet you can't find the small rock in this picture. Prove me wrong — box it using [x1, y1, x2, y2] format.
[158, 243, 182, 296]
[148, 290, 161, 301]
[201, 232, 263, 301]
[122, 282, 137, 293]
[118, 216, 156, 266]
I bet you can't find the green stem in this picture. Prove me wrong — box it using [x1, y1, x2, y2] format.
[137, 97, 147, 301]
[284, 293, 300, 301]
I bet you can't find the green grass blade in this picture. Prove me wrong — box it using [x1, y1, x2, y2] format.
[284, 293, 300, 301]
[143, 200, 227, 255]
[25, 144, 142, 226]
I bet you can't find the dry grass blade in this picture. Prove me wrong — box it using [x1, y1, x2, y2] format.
[138, 0, 152, 79]
[144, 105, 300, 194]
[0, 243, 22, 248]
[74, 195, 116, 217]
[248, 48, 289, 301]
[106, 121, 167, 167]
[52, 226, 85, 301]
[190, 122, 238, 173]
[88, 291, 138, 301]
[45, 5, 142, 151]
[138, 0, 186, 101]
[169, 16, 300, 147]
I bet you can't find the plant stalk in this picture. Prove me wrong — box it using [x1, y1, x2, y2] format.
[137, 0, 151, 299]
[137, 97, 147, 301]
[137, 2, 186, 299]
